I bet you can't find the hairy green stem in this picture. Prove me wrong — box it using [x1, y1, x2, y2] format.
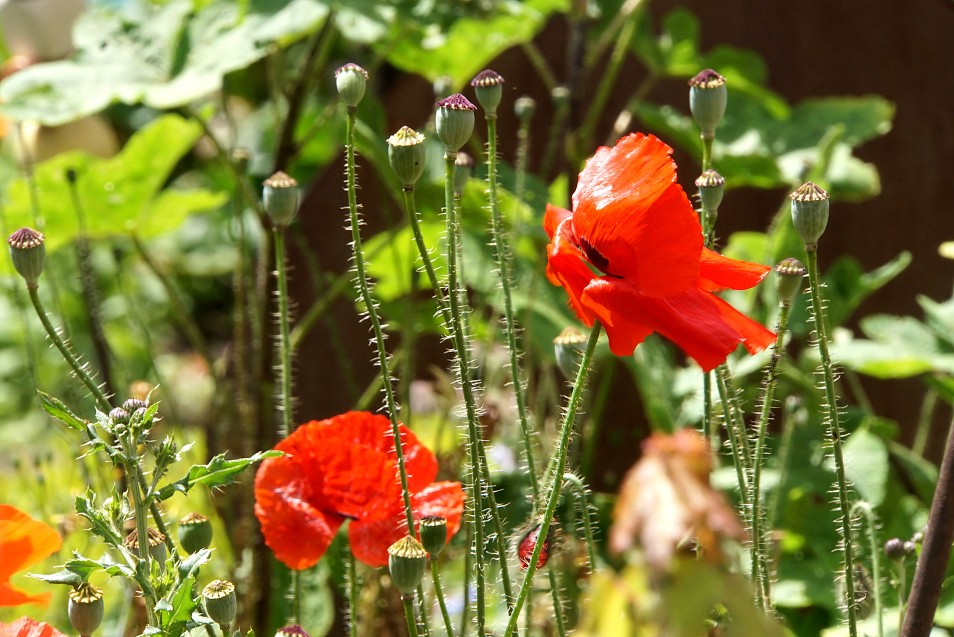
[402, 187, 451, 327]
[402, 596, 420, 637]
[547, 567, 567, 637]
[431, 560, 455, 637]
[805, 247, 858, 637]
[715, 366, 750, 507]
[272, 227, 294, 439]
[852, 502, 883, 637]
[564, 472, 598, 571]
[120, 432, 156, 623]
[348, 549, 358, 637]
[504, 323, 602, 636]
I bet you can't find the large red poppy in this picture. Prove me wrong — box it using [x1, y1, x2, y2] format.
[254, 412, 464, 569]
[0, 505, 62, 608]
[0, 618, 67, 637]
[545, 133, 775, 371]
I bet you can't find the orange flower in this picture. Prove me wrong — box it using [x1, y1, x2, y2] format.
[254, 412, 464, 569]
[0, 505, 62, 608]
[544, 133, 775, 371]
[610, 429, 745, 570]
[0, 618, 66, 637]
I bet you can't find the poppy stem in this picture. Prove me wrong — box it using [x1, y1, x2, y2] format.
[402, 595, 420, 637]
[503, 323, 602, 637]
[344, 107, 416, 534]
[564, 472, 598, 572]
[348, 549, 359, 637]
[401, 187, 451, 329]
[805, 247, 858, 637]
[272, 226, 294, 440]
[430, 560, 455, 637]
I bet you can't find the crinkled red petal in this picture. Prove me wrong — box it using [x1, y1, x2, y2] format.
[570, 134, 702, 297]
[698, 248, 771, 292]
[0, 618, 66, 637]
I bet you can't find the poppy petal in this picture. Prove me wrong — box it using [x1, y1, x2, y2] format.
[583, 279, 774, 372]
[570, 134, 702, 296]
[0, 505, 61, 608]
[546, 210, 598, 323]
[698, 248, 771, 291]
[544, 203, 572, 240]
[254, 454, 344, 570]
[0, 618, 67, 637]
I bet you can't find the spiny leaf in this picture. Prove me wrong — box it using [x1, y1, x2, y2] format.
[36, 391, 87, 431]
[156, 450, 282, 500]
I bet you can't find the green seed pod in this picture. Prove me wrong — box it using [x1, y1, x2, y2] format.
[124, 528, 168, 569]
[694, 169, 725, 213]
[689, 69, 727, 139]
[178, 512, 213, 554]
[789, 181, 830, 248]
[435, 93, 476, 154]
[454, 151, 474, 196]
[202, 579, 237, 628]
[231, 148, 250, 175]
[774, 258, 806, 307]
[334, 63, 368, 109]
[8, 227, 45, 289]
[276, 625, 311, 637]
[419, 515, 448, 557]
[470, 69, 505, 117]
[553, 326, 587, 378]
[387, 126, 426, 188]
[68, 582, 104, 637]
[387, 535, 428, 596]
[263, 171, 300, 227]
[514, 96, 537, 120]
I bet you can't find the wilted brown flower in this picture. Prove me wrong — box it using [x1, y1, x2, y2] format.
[610, 428, 745, 570]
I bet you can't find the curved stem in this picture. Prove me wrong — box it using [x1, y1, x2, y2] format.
[273, 227, 294, 439]
[564, 472, 598, 572]
[402, 187, 451, 327]
[503, 323, 602, 636]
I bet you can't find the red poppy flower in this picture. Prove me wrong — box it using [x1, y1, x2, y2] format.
[254, 412, 464, 569]
[0, 505, 62, 608]
[545, 133, 775, 371]
[0, 618, 66, 637]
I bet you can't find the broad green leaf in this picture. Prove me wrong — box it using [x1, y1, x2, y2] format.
[156, 450, 282, 500]
[833, 314, 954, 378]
[31, 570, 83, 587]
[0, 0, 330, 124]
[364, 220, 445, 302]
[156, 574, 198, 632]
[919, 294, 954, 347]
[36, 391, 87, 431]
[842, 427, 889, 505]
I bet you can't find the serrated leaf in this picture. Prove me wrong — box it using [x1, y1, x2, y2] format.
[156, 450, 282, 500]
[31, 570, 84, 587]
[36, 391, 87, 431]
[177, 548, 212, 580]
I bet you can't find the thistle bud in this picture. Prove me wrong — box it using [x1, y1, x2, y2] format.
[884, 538, 906, 560]
[774, 258, 806, 307]
[122, 398, 147, 413]
[517, 520, 553, 570]
[789, 181, 830, 249]
[334, 63, 368, 109]
[263, 171, 299, 227]
[387, 535, 428, 596]
[387, 126, 426, 188]
[514, 96, 537, 120]
[276, 626, 311, 637]
[8, 227, 45, 288]
[454, 151, 474, 195]
[124, 528, 168, 568]
[108, 408, 129, 426]
[435, 94, 476, 154]
[695, 169, 725, 212]
[553, 327, 587, 378]
[178, 512, 213, 554]
[202, 580, 237, 629]
[688, 69, 727, 139]
[470, 69, 505, 117]
[68, 582, 104, 637]
[419, 515, 448, 557]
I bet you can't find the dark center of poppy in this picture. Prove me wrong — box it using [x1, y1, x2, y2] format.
[578, 236, 620, 277]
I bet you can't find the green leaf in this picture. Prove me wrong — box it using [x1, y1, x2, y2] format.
[0, 0, 330, 125]
[36, 391, 87, 431]
[156, 575, 198, 632]
[31, 570, 83, 587]
[156, 450, 282, 500]
[842, 427, 889, 506]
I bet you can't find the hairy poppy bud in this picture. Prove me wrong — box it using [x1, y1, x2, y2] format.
[689, 69, 727, 139]
[178, 513, 213, 554]
[8, 227, 45, 288]
[388, 535, 428, 596]
[470, 69, 505, 117]
[553, 327, 587, 378]
[68, 582, 104, 637]
[790, 181, 830, 249]
[263, 171, 300, 227]
[517, 520, 553, 570]
[454, 151, 474, 195]
[695, 169, 725, 213]
[435, 94, 476, 154]
[419, 515, 448, 557]
[387, 126, 426, 188]
[774, 258, 806, 307]
[514, 96, 536, 120]
[335, 63, 368, 109]
[202, 580, 237, 628]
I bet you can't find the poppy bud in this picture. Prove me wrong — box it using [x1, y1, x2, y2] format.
[454, 151, 474, 195]
[470, 69, 505, 117]
[231, 147, 250, 175]
[387, 126, 426, 188]
[276, 626, 311, 637]
[551, 85, 570, 107]
[514, 96, 536, 121]
[124, 528, 167, 568]
[553, 326, 587, 378]
[695, 169, 725, 212]
[334, 63, 368, 109]
[419, 515, 448, 558]
[178, 512, 213, 554]
[8, 227, 45, 289]
[263, 171, 300, 227]
[517, 520, 553, 570]
[789, 181, 830, 249]
[688, 69, 727, 139]
[68, 582, 104, 637]
[774, 258, 806, 307]
[435, 94, 476, 154]
[202, 580, 237, 629]
[387, 535, 428, 596]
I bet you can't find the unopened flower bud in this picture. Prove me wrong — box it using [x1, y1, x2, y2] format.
[774, 258, 806, 307]
[335, 63, 368, 109]
[695, 169, 725, 212]
[884, 538, 906, 560]
[388, 535, 428, 596]
[790, 181, 830, 249]
[514, 96, 536, 120]
[8, 227, 45, 288]
[263, 171, 299, 227]
[454, 151, 474, 195]
[122, 398, 147, 413]
[435, 94, 476, 154]
[68, 582, 104, 637]
[470, 69, 505, 117]
[231, 148, 250, 175]
[553, 327, 587, 378]
[419, 515, 448, 557]
[202, 580, 237, 629]
[551, 85, 570, 107]
[178, 513, 213, 554]
[517, 520, 553, 570]
[276, 625, 311, 637]
[108, 408, 129, 425]
[387, 126, 426, 188]
[689, 69, 727, 139]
